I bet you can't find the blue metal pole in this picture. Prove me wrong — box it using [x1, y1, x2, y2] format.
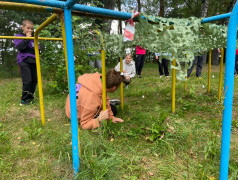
[8, 0, 132, 19]
[71, 4, 131, 19]
[219, 2, 238, 179]
[64, 8, 80, 175]
[65, 0, 79, 9]
[201, 13, 231, 24]
[11, 0, 65, 8]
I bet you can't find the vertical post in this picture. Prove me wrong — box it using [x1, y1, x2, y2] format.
[64, 8, 80, 175]
[60, 13, 69, 90]
[172, 59, 176, 113]
[208, 49, 212, 93]
[220, 2, 238, 179]
[34, 34, 45, 126]
[34, 14, 58, 126]
[218, 48, 224, 101]
[101, 49, 106, 110]
[120, 57, 124, 110]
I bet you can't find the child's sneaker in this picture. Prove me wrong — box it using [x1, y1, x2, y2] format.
[125, 85, 129, 89]
[20, 100, 30, 106]
[109, 99, 121, 106]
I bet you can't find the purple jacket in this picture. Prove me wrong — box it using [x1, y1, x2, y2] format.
[14, 33, 38, 64]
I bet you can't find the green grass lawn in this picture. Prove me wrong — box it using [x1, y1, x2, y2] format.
[1, 62, 238, 179]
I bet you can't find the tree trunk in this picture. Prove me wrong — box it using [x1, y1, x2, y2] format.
[222, 0, 236, 25]
[103, 0, 115, 33]
[200, 0, 209, 17]
[118, 0, 122, 34]
[137, 0, 141, 12]
[159, 0, 164, 17]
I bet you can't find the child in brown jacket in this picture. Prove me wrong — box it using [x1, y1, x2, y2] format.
[65, 69, 124, 129]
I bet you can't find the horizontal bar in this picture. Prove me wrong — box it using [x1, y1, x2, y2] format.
[5, 0, 65, 9]
[5, 0, 132, 19]
[201, 13, 231, 24]
[0, 36, 64, 41]
[0, 1, 62, 13]
[72, 4, 131, 19]
[1, 1, 175, 24]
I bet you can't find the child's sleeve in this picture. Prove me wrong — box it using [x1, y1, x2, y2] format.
[14, 38, 30, 52]
[106, 94, 114, 119]
[80, 108, 100, 130]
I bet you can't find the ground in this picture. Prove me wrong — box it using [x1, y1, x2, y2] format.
[0, 62, 238, 179]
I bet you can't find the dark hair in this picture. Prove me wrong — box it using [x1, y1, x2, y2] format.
[22, 20, 33, 26]
[106, 69, 124, 89]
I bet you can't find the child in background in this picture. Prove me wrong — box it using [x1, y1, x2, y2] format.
[14, 20, 38, 105]
[65, 69, 124, 130]
[114, 53, 136, 87]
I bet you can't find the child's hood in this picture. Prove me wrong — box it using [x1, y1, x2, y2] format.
[124, 59, 135, 66]
[78, 72, 102, 95]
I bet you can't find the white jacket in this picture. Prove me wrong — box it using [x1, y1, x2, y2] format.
[115, 59, 136, 78]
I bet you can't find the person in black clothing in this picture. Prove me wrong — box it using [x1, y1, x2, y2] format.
[155, 53, 170, 77]
[187, 55, 205, 78]
[14, 20, 38, 105]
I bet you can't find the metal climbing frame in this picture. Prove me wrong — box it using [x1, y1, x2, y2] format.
[1, 0, 238, 178]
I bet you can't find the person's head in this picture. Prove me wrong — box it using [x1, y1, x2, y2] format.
[125, 53, 132, 64]
[106, 69, 124, 93]
[21, 20, 34, 35]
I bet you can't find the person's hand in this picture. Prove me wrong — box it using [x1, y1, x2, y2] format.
[112, 117, 124, 123]
[123, 70, 126, 73]
[126, 76, 130, 80]
[26, 32, 32, 37]
[155, 56, 159, 60]
[98, 109, 109, 122]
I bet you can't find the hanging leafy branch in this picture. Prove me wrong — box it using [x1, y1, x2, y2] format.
[99, 14, 228, 80]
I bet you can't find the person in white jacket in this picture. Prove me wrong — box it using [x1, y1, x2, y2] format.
[114, 54, 136, 86]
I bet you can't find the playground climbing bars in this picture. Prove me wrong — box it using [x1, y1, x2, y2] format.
[2, 0, 238, 178]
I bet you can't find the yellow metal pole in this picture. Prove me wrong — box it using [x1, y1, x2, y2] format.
[185, 76, 187, 91]
[120, 57, 124, 110]
[218, 48, 224, 101]
[172, 59, 176, 113]
[185, 63, 187, 91]
[34, 14, 58, 126]
[0, 36, 64, 41]
[60, 14, 69, 90]
[95, 30, 107, 111]
[208, 49, 212, 93]
[102, 49, 106, 111]
[0, 1, 62, 14]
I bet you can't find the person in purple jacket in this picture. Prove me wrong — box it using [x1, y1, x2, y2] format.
[14, 20, 38, 105]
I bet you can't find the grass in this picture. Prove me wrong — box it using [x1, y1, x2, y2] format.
[1, 62, 238, 179]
